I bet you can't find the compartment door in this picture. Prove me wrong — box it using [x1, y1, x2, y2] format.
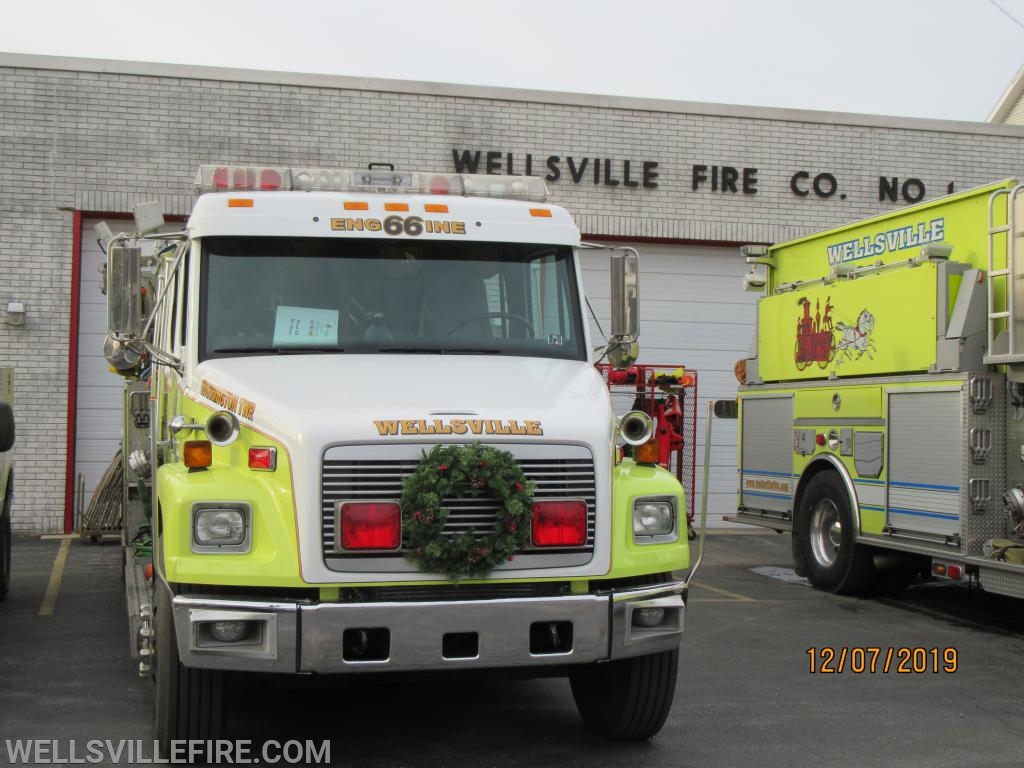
[740, 395, 794, 514]
[887, 389, 963, 537]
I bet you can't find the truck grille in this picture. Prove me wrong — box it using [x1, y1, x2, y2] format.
[321, 443, 596, 572]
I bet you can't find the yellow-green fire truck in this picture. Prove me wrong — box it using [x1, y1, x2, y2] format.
[734, 179, 1024, 598]
[102, 165, 695, 748]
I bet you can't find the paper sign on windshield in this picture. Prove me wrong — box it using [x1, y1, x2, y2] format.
[272, 306, 339, 346]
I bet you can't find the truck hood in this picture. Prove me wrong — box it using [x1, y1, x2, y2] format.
[188, 354, 617, 583]
[191, 354, 613, 449]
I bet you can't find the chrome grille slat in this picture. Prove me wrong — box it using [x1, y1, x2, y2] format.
[321, 446, 596, 559]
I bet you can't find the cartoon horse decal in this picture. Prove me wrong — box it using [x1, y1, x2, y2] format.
[835, 309, 876, 364]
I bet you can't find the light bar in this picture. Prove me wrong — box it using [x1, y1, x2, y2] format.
[194, 165, 548, 202]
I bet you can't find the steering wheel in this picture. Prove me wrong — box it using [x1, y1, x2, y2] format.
[445, 312, 535, 338]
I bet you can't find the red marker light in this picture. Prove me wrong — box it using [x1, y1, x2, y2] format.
[947, 564, 963, 580]
[815, 434, 826, 446]
[248, 447, 277, 471]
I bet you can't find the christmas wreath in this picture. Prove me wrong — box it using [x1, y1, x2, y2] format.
[400, 443, 534, 579]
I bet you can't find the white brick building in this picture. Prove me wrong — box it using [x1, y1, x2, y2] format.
[4, 52, 1024, 533]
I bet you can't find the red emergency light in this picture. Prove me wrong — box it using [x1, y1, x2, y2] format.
[340, 502, 401, 551]
[532, 500, 587, 547]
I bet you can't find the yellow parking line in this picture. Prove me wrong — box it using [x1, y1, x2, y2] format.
[690, 580, 755, 602]
[38, 538, 70, 616]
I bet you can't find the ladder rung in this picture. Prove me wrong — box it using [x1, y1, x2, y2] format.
[990, 311, 1012, 319]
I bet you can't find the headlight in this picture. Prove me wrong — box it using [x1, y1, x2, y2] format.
[632, 498, 677, 541]
[192, 504, 251, 552]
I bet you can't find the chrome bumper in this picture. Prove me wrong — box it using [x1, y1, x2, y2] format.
[171, 581, 686, 674]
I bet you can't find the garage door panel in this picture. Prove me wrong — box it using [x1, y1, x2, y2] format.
[74, 218, 131, 515]
[583, 241, 753, 527]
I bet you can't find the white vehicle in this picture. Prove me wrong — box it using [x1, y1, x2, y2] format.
[103, 165, 697, 748]
[0, 368, 14, 601]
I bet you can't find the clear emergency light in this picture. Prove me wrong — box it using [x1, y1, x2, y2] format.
[194, 165, 549, 202]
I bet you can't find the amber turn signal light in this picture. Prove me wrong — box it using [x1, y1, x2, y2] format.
[634, 440, 661, 465]
[183, 440, 213, 469]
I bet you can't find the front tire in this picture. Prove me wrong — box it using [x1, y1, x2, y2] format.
[570, 649, 678, 740]
[152, 581, 225, 754]
[796, 472, 875, 596]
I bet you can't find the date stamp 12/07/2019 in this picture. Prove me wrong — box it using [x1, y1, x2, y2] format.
[806, 647, 958, 674]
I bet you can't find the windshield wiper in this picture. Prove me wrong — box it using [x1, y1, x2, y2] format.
[213, 346, 344, 355]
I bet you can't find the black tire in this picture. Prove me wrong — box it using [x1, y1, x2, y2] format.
[0, 489, 11, 601]
[569, 649, 678, 740]
[152, 581, 225, 754]
[796, 471, 876, 596]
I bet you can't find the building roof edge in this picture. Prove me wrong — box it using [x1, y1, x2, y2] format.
[4, 51, 1024, 137]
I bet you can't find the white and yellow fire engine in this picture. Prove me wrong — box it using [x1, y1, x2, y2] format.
[733, 179, 1024, 598]
[102, 165, 696, 748]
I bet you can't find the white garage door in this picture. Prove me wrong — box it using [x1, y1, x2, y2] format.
[580, 242, 759, 527]
[74, 218, 129, 516]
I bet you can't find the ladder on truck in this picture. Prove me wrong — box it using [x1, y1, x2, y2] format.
[986, 184, 1024, 365]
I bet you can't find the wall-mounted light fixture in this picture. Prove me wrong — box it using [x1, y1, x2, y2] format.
[5, 301, 26, 327]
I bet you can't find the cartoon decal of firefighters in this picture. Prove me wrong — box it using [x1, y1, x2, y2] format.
[794, 296, 875, 370]
[794, 296, 836, 370]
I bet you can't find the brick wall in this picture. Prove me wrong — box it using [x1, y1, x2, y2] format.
[2, 54, 1024, 532]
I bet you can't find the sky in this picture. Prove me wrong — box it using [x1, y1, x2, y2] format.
[3, 0, 1024, 123]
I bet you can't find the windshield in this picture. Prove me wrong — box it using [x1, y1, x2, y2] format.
[199, 237, 585, 361]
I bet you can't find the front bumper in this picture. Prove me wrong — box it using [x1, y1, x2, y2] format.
[171, 581, 687, 674]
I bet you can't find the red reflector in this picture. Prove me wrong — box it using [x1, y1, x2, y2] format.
[532, 500, 587, 547]
[260, 169, 283, 190]
[340, 502, 401, 550]
[815, 434, 826, 446]
[947, 564, 963, 580]
[248, 447, 277, 471]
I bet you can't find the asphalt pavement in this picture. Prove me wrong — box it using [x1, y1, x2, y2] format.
[2, 532, 1023, 767]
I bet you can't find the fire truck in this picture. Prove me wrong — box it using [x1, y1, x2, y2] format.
[732, 179, 1024, 598]
[101, 164, 695, 748]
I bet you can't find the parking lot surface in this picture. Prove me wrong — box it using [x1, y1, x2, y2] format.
[2, 531, 1024, 767]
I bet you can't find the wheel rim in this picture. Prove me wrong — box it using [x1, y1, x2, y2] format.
[809, 499, 842, 567]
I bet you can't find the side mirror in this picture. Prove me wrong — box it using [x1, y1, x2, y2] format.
[0, 402, 14, 453]
[608, 249, 640, 369]
[610, 250, 639, 341]
[713, 399, 739, 419]
[107, 244, 142, 337]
